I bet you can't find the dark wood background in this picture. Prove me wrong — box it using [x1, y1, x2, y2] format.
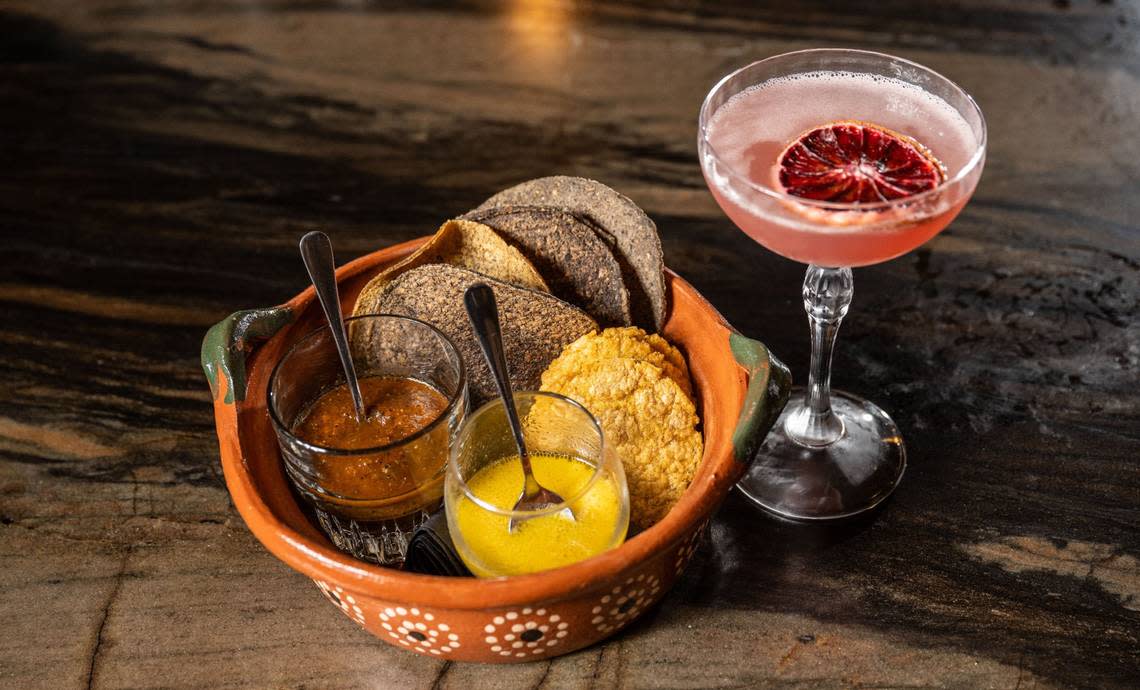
[2, 1, 1137, 688]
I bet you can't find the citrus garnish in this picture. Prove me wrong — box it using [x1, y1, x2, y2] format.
[777, 120, 946, 204]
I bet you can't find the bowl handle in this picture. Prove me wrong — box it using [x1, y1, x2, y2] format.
[201, 306, 295, 404]
[728, 332, 792, 465]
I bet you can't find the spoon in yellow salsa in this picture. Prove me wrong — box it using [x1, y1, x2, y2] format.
[453, 450, 625, 577]
[464, 284, 574, 530]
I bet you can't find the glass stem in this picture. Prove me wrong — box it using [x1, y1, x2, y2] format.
[785, 265, 854, 447]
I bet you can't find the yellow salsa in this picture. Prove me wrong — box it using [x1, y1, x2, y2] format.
[453, 454, 627, 577]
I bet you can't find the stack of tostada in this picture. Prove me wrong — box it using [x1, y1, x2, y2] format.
[352, 176, 702, 530]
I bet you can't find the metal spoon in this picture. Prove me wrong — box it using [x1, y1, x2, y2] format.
[299, 231, 366, 423]
[464, 284, 574, 531]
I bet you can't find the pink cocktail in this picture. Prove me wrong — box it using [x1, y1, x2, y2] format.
[699, 50, 986, 520]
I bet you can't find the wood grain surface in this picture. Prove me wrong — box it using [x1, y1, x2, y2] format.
[2, 1, 1137, 688]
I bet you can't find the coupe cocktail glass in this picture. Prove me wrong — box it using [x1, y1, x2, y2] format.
[699, 49, 986, 520]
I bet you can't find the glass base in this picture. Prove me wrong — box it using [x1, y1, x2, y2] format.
[736, 388, 906, 521]
[315, 507, 432, 566]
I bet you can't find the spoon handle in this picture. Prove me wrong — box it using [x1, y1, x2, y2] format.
[299, 231, 366, 422]
[463, 285, 536, 480]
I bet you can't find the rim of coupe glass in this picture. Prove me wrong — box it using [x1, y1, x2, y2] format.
[448, 391, 610, 519]
[267, 313, 467, 457]
[698, 48, 988, 212]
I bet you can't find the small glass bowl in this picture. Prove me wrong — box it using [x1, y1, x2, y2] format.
[445, 391, 629, 578]
[268, 314, 468, 566]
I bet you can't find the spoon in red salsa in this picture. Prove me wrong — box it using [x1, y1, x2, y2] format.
[299, 231, 367, 423]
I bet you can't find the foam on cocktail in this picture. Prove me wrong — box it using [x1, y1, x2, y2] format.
[703, 71, 981, 266]
[709, 71, 977, 180]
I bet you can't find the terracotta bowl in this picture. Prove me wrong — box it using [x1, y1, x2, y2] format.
[201, 237, 790, 663]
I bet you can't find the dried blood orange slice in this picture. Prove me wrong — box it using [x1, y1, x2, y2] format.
[777, 121, 946, 204]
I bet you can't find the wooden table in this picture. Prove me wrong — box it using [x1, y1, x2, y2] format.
[3, 2, 1137, 688]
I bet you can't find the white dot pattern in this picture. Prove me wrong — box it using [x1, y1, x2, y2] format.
[481, 608, 567, 657]
[313, 575, 674, 660]
[674, 520, 709, 576]
[377, 606, 461, 655]
[314, 580, 365, 626]
[592, 572, 662, 635]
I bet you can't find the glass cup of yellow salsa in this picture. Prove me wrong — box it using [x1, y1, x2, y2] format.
[269, 315, 468, 567]
[445, 391, 629, 578]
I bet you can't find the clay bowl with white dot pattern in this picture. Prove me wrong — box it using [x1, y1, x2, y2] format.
[202, 237, 790, 662]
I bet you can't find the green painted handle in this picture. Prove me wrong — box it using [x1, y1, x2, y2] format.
[201, 306, 295, 404]
[729, 332, 792, 464]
